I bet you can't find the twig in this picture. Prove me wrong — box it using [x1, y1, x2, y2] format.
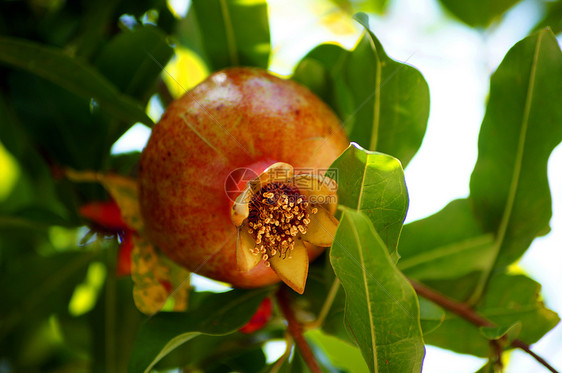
[409, 279, 493, 327]
[276, 287, 322, 373]
[408, 278, 559, 373]
[512, 340, 559, 373]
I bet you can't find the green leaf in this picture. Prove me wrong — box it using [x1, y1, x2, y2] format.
[437, 0, 521, 27]
[190, 0, 270, 70]
[424, 273, 559, 357]
[418, 297, 445, 335]
[469, 29, 562, 300]
[0, 251, 99, 337]
[329, 0, 391, 15]
[330, 207, 425, 372]
[398, 199, 495, 283]
[293, 14, 429, 166]
[0, 36, 153, 127]
[479, 321, 521, 344]
[331, 143, 408, 261]
[533, 1, 562, 34]
[95, 25, 173, 103]
[128, 288, 270, 373]
[306, 329, 370, 373]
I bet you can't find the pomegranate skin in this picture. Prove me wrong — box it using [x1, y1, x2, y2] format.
[138, 67, 348, 288]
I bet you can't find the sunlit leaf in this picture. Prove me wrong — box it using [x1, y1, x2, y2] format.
[469, 29, 562, 301]
[293, 14, 429, 166]
[330, 207, 425, 372]
[331, 143, 408, 261]
[188, 0, 270, 70]
[306, 329, 369, 373]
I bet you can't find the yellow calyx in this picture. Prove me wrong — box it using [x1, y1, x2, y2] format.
[232, 162, 339, 294]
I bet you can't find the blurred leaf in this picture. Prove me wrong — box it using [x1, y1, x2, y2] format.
[533, 1, 562, 34]
[0, 37, 153, 127]
[424, 273, 560, 356]
[328, 0, 391, 15]
[95, 25, 173, 103]
[479, 321, 521, 344]
[293, 14, 429, 166]
[437, 0, 521, 27]
[469, 29, 562, 301]
[330, 207, 425, 372]
[189, 0, 271, 70]
[7, 72, 114, 170]
[0, 251, 99, 339]
[398, 199, 496, 283]
[89, 274, 145, 373]
[418, 297, 445, 335]
[474, 361, 499, 373]
[306, 329, 369, 373]
[128, 288, 270, 373]
[292, 43, 352, 115]
[70, 1, 119, 58]
[156, 332, 276, 371]
[205, 346, 267, 372]
[331, 143, 408, 261]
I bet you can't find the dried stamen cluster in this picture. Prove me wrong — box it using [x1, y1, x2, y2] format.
[247, 182, 318, 266]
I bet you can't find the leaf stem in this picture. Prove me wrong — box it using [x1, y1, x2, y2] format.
[269, 333, 293, 373]
[408, 278, 559, 373]
[276, 286, 321, 373]
[307, 278, 340, 330]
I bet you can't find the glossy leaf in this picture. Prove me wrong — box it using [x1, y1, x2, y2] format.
[0, 37, 153, 126]
[437, 0, 521, 27]
[331, 143, 408, 261]
[424, 273, 560, 356]
[128, 288, 270, 373]
[469, 29, 562, 300]
[330, 207, 425, 372]
[294, 14, 430, 166]
[190, 0, 270, 70]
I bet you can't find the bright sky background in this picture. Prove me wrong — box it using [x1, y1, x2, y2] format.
[113, 0, 562, 371]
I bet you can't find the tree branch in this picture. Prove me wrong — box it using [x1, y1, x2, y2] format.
[276, 286, 322, 373]
[408, 278, 559, 373]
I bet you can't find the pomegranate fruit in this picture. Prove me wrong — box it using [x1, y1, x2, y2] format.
[138, 67, 348, 293]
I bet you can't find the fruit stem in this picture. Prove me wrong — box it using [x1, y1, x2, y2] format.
[276, 286, 322, 373]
